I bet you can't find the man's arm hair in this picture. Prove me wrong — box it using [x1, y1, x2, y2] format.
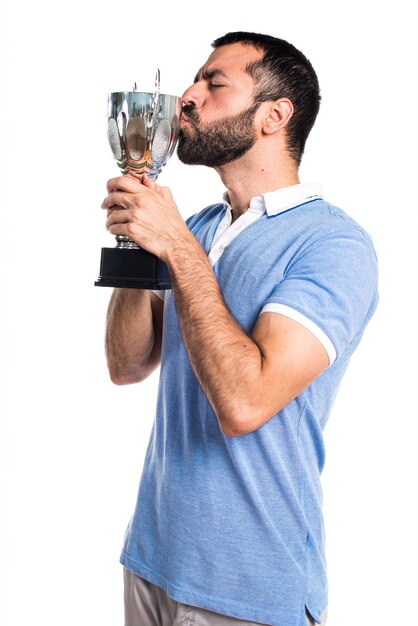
[105, 289, 163, 385]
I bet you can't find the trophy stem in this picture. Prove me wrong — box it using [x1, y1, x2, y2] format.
[113, 168, 157, 249]
[115, 236, 139, 249]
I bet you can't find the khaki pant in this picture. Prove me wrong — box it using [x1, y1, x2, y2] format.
[124, 568, 327, 626]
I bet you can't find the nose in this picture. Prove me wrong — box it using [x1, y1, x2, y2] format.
[181, 82, 204, 109]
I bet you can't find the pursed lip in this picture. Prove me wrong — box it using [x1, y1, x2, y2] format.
[180, 109, 199, 128]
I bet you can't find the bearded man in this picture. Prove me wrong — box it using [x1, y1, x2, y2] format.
[102, 32, 378, 626]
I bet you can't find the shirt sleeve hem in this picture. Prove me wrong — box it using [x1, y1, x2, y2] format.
[259, 303, 337, 365]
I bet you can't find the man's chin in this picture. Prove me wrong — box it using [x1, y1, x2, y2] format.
[176, 150, 198, 166]
[176, 137, 199, 165]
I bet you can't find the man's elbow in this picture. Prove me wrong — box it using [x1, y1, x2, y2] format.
[107, 366, 148, 386]
[220, 423, 249, 438]
[217, 403, 271, 438]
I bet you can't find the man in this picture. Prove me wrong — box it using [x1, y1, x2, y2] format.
[102, 32, 378, 626]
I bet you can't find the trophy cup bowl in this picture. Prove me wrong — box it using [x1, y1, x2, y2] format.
[95, 86, 182, 289]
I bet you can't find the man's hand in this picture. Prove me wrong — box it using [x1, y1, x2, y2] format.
[102, 174, 193, 261]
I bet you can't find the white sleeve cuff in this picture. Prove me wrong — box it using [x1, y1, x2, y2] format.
[260, 303, 337, 365]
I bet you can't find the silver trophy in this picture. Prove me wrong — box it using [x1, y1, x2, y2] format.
[95, 70, 181, 289]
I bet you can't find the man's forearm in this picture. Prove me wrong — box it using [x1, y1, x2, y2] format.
[166, 236, 265, 436]
[105, 288, 162, 384]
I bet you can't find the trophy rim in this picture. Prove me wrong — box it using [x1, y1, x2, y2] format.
[108, 91, 182, 100]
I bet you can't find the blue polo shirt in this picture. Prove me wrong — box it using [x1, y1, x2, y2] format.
[120, 184, 378, 626]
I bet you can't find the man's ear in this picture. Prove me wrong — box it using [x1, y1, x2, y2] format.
[261, 98, 294, 135]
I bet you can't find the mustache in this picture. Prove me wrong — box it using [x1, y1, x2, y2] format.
[181, 103, 200, 125]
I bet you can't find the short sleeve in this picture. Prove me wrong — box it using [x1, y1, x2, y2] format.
[260, 226, 378, 365]
[152, 290, 166, 301]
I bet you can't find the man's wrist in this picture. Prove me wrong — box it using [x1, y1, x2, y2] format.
[163, 231, 207, 277]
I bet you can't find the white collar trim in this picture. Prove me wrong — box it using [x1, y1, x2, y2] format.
[209, 183, 323, 267]
[222, 182, 323, 216]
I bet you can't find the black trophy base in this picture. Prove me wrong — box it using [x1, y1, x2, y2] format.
[95, 247, 171, 289]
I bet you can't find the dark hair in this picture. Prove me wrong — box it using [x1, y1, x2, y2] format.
[212, 32, 321, 165]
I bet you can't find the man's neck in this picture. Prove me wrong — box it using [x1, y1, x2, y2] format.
[215, 151, 300, 221]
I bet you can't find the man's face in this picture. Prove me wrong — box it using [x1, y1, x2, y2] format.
[177, 43, 264, 167]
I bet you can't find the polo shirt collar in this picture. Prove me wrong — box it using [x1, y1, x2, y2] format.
[222, 182, 323, 217]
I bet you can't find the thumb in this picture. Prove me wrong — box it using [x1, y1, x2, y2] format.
[142, 175, 157, 191]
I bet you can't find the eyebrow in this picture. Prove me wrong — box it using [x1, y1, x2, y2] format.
[193, 68, 230, 83]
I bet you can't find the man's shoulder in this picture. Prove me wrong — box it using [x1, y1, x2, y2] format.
[186, 203, 224, 231]
[287, 197, 377, 255]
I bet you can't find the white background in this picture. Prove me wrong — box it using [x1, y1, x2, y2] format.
[0, 1, 417, 624]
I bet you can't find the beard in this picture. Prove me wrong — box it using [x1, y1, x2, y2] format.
[177, 102, 260, 167]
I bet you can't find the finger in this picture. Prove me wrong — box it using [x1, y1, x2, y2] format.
[106, 175, 143, 194]
[142, 175, 157, 191]
[106, 209, 130, 229]
[108, 222, 131, 237]
[106, 206, 124, 217]
[107, 207, 123, 218]
[102, 190, 134, 209]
